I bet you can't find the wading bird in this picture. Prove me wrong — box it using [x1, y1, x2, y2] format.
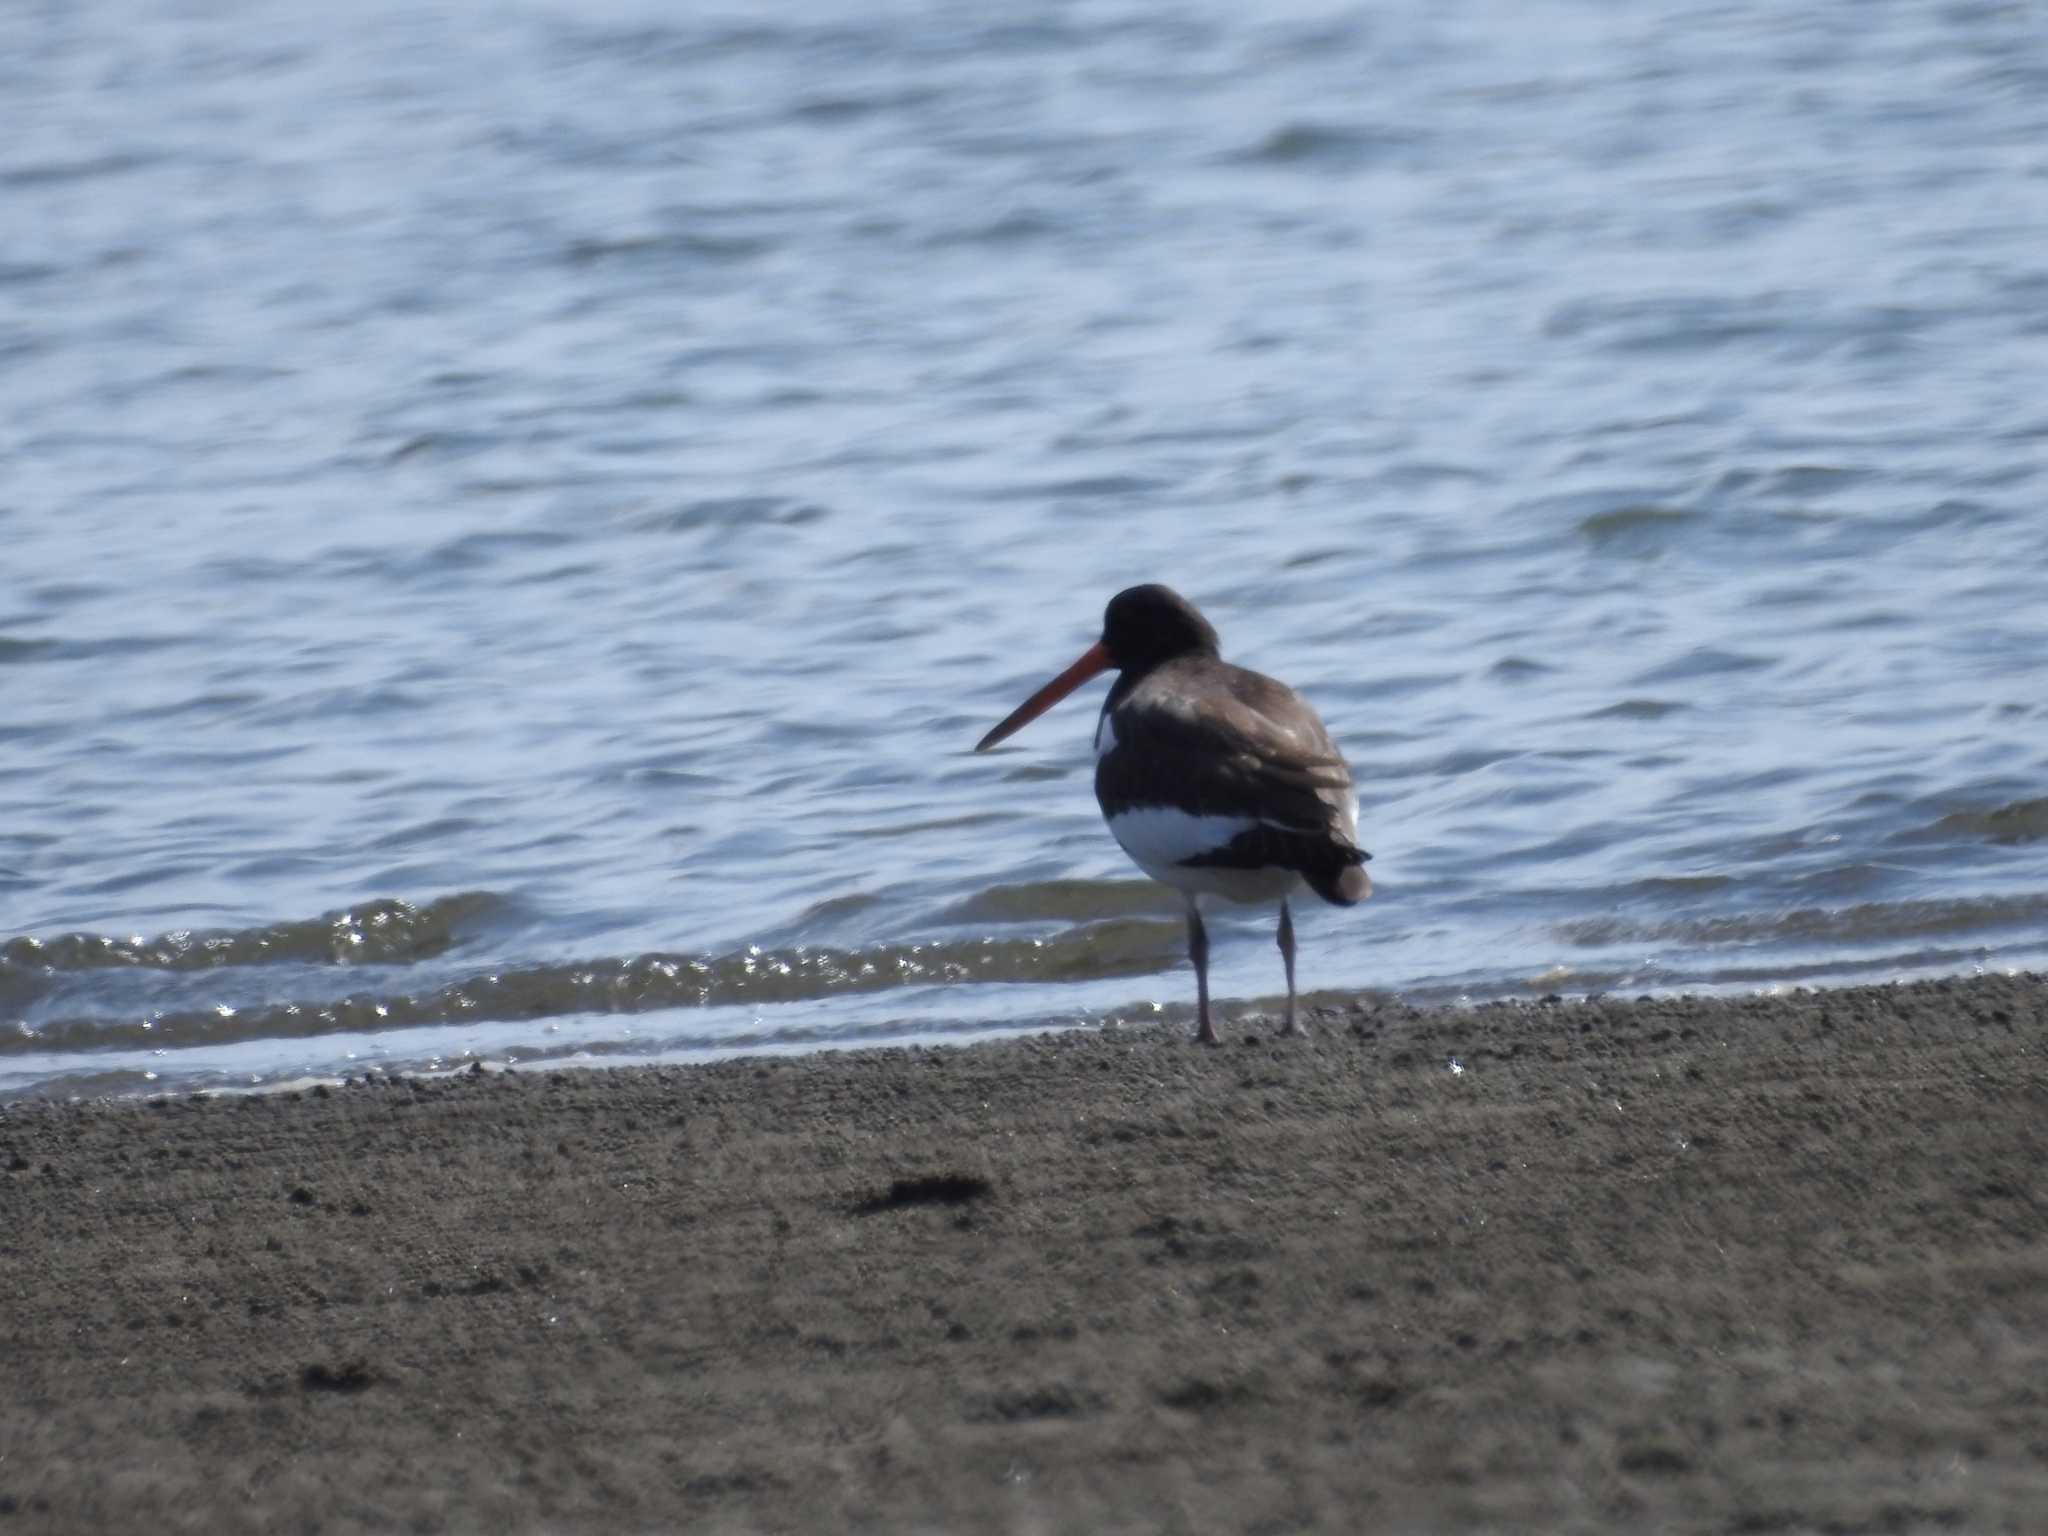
[976, 584, 1369, 1043]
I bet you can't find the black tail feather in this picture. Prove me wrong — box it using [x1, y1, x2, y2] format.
[1306, 850, 1371, 906]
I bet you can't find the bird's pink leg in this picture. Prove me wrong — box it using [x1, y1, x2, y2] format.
[1278, 898, 1304, 1036]
[1187, 900, 1217, 1045]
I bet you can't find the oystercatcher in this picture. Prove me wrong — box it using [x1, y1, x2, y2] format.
[975, 584, 1369, 1044]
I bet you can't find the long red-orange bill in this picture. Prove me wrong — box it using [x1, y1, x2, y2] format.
[974, 641, 1110, 752]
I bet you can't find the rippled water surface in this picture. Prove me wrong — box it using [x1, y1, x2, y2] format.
[5, 0, 2047, 1096]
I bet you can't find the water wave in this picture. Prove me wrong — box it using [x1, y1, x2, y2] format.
[5, 905, 1183, 1056]
[2, 894, 502, 973]
[1552, 892, 2048, 950]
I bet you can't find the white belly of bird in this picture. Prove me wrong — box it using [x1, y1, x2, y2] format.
[1104, 806, 1303, 905]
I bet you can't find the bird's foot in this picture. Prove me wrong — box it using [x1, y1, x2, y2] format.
[1193, 1019, 1221, 1047]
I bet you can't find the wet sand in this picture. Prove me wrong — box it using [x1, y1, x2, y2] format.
[3, 975, 2045, 1533]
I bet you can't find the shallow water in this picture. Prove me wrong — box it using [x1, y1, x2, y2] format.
[4, 0, 2046, 1097]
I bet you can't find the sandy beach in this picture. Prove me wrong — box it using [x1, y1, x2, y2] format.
[3, 974, 2044, 1533]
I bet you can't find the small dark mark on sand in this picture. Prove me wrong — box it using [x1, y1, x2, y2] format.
[300, 1360, 374, 1394]
[851, 1173, 992, 1215]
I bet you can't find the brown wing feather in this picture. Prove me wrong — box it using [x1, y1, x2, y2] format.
[1095, 658, 1370, 903]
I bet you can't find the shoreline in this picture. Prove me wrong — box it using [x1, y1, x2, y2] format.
[4, 974, 2045, 1532]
